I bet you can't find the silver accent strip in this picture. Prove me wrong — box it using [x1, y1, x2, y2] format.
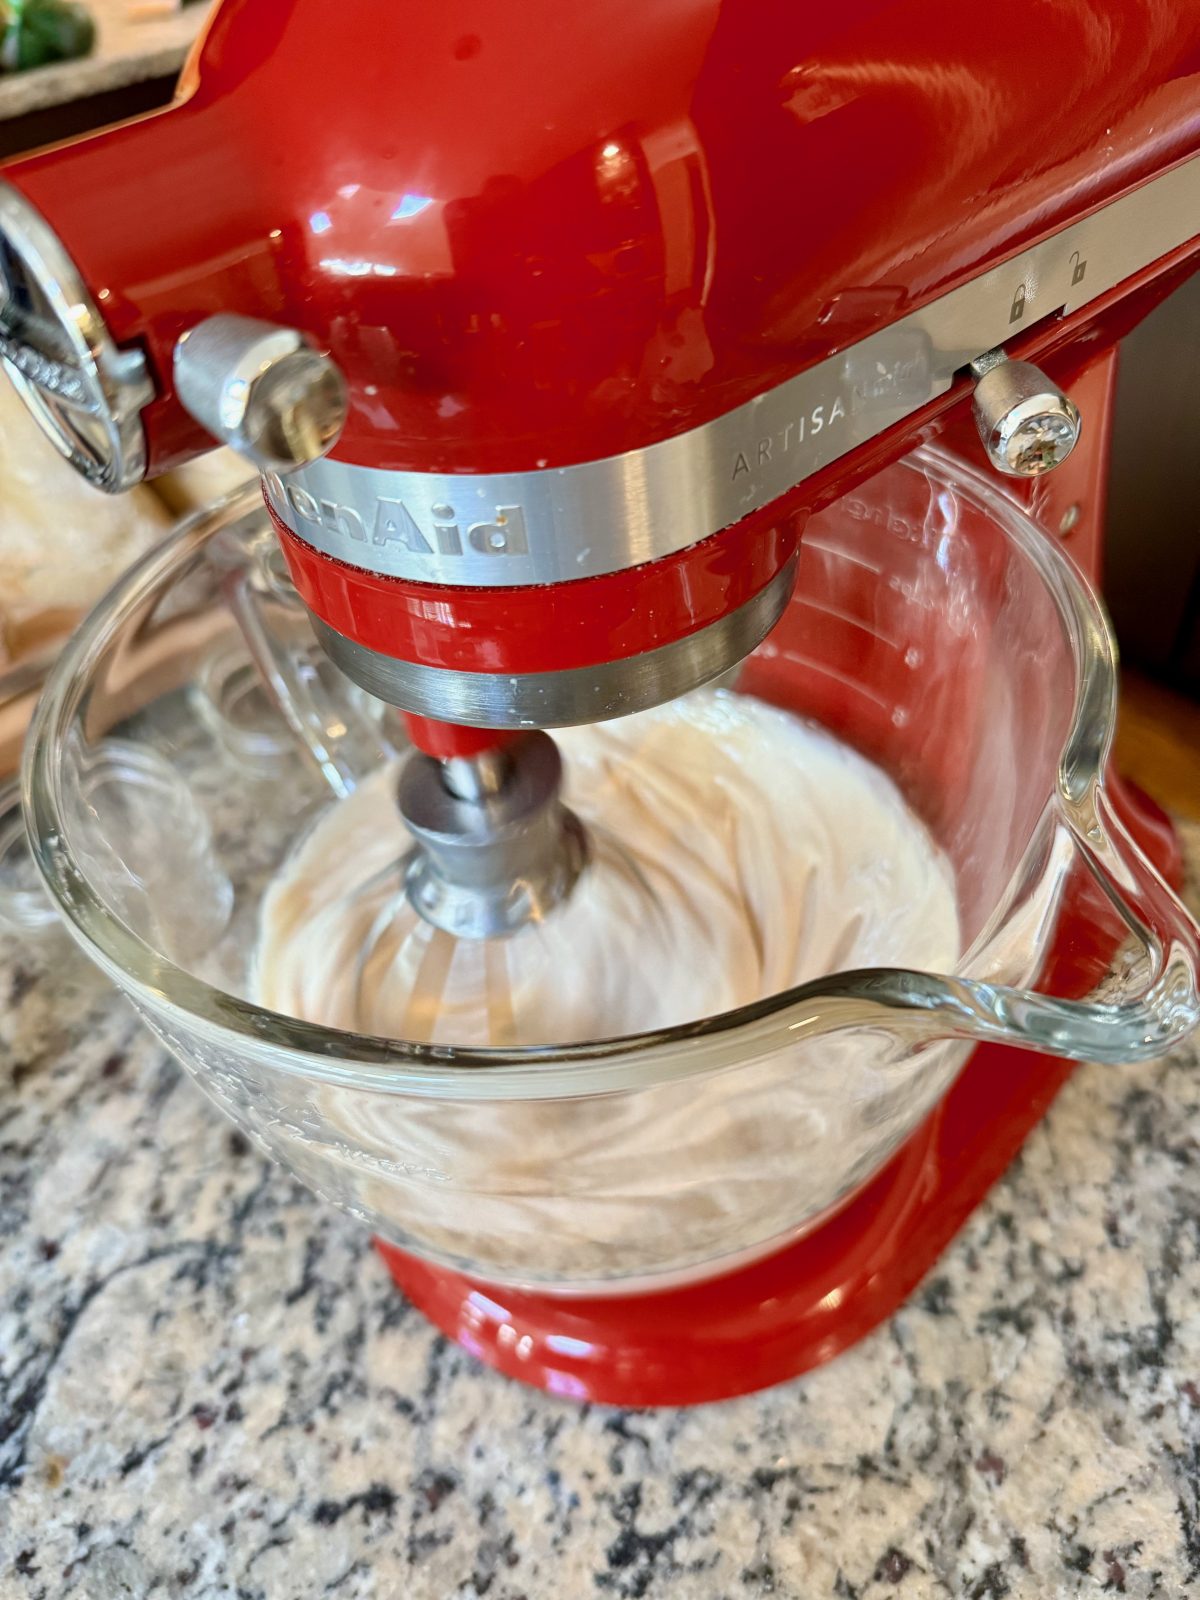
[268, 156, 1200, 587]
[312, 558, 796, 726]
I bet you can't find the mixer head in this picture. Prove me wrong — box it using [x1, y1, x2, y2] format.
[1, 1, 1197, 736]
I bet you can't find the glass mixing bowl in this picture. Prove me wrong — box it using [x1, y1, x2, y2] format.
[17, 446, 1200, 1293]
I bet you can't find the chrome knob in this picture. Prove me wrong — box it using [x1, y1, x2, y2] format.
[970, 352, 1081, 477]
[174, 314, 347, 472]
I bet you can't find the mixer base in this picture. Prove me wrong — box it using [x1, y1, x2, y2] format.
[375, 777, 1182, 1406]
[376, 1045, 1073, 1406]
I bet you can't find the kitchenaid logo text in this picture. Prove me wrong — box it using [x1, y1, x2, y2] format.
[730, 396, 847, 482]
[264, 472, 529, 558]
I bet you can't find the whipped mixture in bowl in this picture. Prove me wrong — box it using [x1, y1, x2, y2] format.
[252, 689, 964, 1284]
[255, 691, 960, 1047]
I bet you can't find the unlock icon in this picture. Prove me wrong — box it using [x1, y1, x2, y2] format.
[1009, 283, 1027, 323]
[1070, 250, 1087, 286]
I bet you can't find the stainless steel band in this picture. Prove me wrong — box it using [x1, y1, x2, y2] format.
[312, 557, 796, 727]
[267, 154, 1200, 588]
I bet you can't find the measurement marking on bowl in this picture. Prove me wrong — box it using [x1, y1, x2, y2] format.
[778, 656, 895, 712]
[801, 538, 888, 576]
[794, 595, 904, 650]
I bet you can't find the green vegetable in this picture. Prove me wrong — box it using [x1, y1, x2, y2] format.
[1, 0, 96, 73]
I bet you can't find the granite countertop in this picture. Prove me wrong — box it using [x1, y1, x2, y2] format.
[1, 828, 1199, 1600]
[0, 0, 210, 122]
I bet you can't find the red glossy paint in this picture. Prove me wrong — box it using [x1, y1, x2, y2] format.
[2, 0, 1198, 477]
[270, 495, 801, 673]
[402, 716, 518, 760]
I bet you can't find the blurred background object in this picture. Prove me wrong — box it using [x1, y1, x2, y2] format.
[150, 445, 255, 518]
[1106, 272, 1200, 702]
[0, 377, 169, 667]
[1, 0, 97, 76]
[0, 0, 208, 157]
[0, 389, 251, 769]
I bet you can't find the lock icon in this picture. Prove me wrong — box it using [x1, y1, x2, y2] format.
[1009, 283, 1027, 323]
[1070, 250, 1086, 286]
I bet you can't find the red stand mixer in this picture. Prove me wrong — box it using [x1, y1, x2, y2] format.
[3, 0, 1200, 1404]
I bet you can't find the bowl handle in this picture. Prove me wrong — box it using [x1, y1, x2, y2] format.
[1032, 774, 1200, 1062]
[849, 776, 1199, 1065]
[221, 538, 402, 799]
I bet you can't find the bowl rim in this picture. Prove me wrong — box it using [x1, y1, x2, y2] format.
[21, 446, 1115, 1099]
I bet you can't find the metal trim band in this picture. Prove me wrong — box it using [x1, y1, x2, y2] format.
[312, 558, 796, 726]
[269, 155, 1200, 588]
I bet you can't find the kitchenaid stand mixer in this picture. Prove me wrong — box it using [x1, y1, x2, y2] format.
[3, 0, 1200, 1402]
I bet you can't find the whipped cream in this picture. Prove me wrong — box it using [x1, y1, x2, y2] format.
[256, 691, 959, 1046]
[253, 691, 965, 1286]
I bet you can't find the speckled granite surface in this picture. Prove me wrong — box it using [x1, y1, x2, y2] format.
[1, 829, 1199, 1600]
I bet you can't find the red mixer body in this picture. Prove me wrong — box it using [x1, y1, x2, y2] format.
[2, 1, 1198, 1400]
[5, 0, 1200, 686]
[5, 0, 1198, 471]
